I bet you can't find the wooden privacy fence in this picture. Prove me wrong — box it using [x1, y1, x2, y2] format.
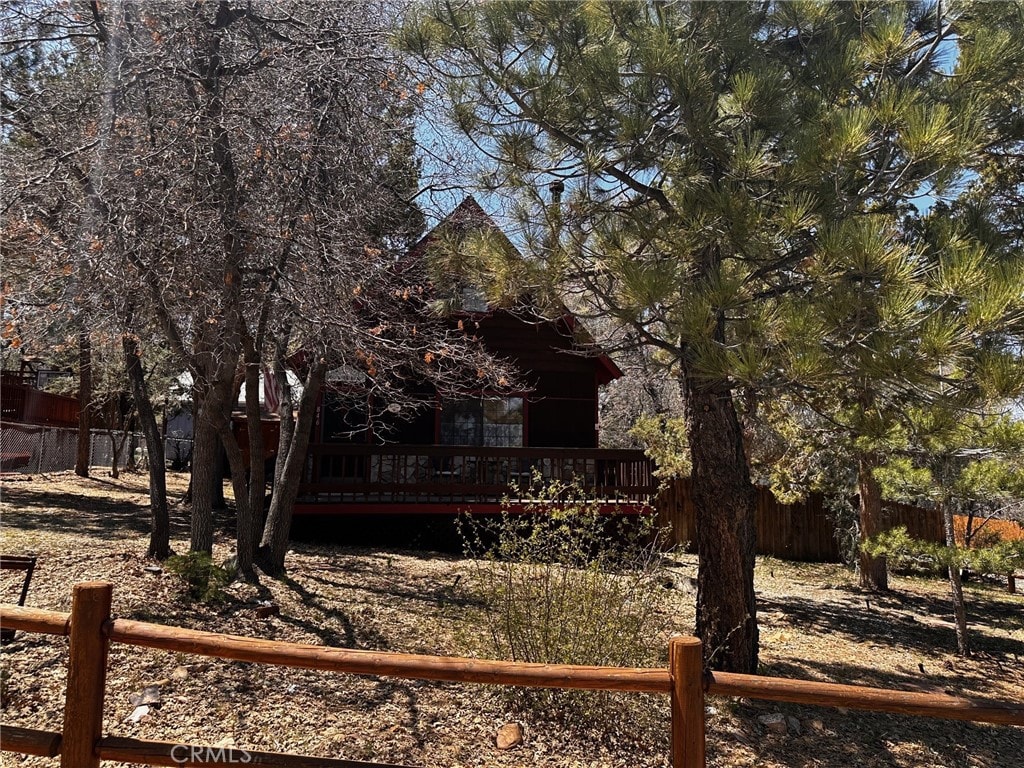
[2, 583, 1022, 768]
[0, 382, 80, 428]
[655, 478, 945, 562]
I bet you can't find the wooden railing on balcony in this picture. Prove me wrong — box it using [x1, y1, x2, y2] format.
[298, 444, 656, 509]
[1, 370, 36, 387]
[0, 382, 79, 428]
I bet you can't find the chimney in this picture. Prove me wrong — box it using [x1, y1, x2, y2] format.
[548, 179, 564, 207]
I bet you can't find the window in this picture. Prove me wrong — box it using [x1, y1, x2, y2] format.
[460, 284, 489, 312]
[440, 397, 524, 447]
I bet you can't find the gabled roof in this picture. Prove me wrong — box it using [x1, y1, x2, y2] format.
[402, 197, 623, 383]
[396, 196, 521, 285]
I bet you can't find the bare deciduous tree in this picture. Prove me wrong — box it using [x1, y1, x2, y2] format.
[3, 0, 513, 576]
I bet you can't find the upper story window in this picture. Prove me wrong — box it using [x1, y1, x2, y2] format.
[440, 397, 523, 447]
[459, 284, 489, 313]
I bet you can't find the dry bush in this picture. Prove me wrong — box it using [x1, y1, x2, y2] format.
[459, 476, 669, 724]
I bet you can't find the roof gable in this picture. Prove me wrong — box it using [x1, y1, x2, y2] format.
[400, 197, 623, 383]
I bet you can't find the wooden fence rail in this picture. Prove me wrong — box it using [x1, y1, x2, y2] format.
[2, 583, 1022, 768]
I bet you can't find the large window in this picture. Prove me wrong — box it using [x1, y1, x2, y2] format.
[440, 397, 524, 447]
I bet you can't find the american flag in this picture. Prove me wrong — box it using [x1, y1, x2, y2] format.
[262, 365, 281, 414]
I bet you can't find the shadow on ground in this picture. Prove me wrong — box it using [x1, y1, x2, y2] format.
[712, 693, 1018, 768]
[290, 513, 465, 552]
[760, 586, 1024, 671]
[1, 483, 217, 542]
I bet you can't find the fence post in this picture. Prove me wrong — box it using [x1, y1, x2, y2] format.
[62, 582, 113, 768]
[669, 635, 706, 768]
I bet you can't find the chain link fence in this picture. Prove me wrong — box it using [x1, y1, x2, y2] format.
[0, 422, 194, 474]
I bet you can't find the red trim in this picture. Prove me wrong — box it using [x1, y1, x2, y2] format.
[293, 501, 652, 516]
[595, 354, 623, 384]
[559, 312, 623, 384]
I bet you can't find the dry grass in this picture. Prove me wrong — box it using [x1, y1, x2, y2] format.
[1, 470, 1022, 768]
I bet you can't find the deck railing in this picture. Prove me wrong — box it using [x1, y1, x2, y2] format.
[299, 444, 656, 508]
[1, 583, 1022, 767]
[0, 382, 80, 428]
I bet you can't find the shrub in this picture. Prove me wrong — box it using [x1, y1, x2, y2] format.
[164, 552, 235, 603]
[458, 476, 669, 722]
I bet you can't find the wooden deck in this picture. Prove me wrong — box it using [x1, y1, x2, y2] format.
[0, 382, 79, 428]
[296, 444, 656, 514]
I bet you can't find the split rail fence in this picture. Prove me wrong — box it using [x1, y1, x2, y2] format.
[1, 582, 1022, 768]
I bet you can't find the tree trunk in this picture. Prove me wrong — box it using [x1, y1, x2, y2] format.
[75, 330, 92, 477]
[211, 437, 228, 510]
[107, 399, 131, 479]
[940, 499, 970, 655]
[258, 359, 327, 576]
[124, 334, 171, 559]
[124, 334, 170, 557]
[271, 354, 292, 492]
[964, 509, 976, 549]
[109, 431, 120, 479]
[244, 349, 266, 549]
[857, 455, 889, 591]
[190, 414, 218, 554]
[681, 373, 758, 674]
[189, 375, 234, 554]
[207, 347, 264, 583]
[218, 420, 257, 581]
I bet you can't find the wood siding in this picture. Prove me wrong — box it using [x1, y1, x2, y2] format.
[312, 310, 607, 451]
[471, 312, 603, 448]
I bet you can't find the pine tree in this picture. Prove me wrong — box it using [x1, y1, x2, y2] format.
[955, 1, 1024, 251]
[872, 409, 1024, 654]
[405, 0, 819, 672]
[403, 0, 1024, 667]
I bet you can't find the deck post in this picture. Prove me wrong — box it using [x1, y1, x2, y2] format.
[669, 635, 706, 768]
[61, 581, 112, 768]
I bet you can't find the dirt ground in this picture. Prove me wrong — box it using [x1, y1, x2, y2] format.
[1, 470, 1022, 768]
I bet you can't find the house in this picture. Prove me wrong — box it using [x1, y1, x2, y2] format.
[293, 198, 655, 515]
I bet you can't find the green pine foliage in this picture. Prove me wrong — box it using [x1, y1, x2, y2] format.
[164, 553, 237, 604]
[404, 0, 1024, 476]
[628, 414, 691, 481]
[875, 412, 1024, 506]
[863, 526, 1024, 578]
[404, 0, 1024, 658]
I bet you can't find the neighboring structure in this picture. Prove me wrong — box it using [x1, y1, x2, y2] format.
[294, 199, 655, 514]
[0, 367, 79, 429]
